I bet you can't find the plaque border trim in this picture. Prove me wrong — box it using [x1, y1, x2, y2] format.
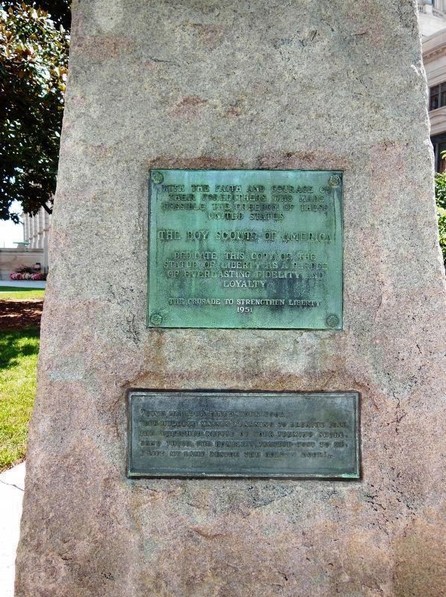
[146, 168, 344, 331]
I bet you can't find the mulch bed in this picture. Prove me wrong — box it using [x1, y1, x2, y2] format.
[0, 300, 43, 332]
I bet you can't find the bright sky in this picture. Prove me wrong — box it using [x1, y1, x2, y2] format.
[0, 219, 23, 248]
[0, 201, 24, 248]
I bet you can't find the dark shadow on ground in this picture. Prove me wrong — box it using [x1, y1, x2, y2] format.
[0, 329, 40, 370]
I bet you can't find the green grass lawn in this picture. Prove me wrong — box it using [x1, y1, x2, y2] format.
[0, 286, 45, 301]
[0, 328, 40, 471]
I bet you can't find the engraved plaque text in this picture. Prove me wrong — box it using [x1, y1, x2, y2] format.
[128, 391, 360, 479]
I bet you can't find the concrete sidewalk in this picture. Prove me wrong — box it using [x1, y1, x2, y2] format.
[0, 281, 46, 289]
[0, 463, 25, 597]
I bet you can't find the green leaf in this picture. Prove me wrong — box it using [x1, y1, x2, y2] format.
[0, 1, 70, 221]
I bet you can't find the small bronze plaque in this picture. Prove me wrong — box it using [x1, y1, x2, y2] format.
[147, 169, 343, 329]
[128, 391, 360, 479]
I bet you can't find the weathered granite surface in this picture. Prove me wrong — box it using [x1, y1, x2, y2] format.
[16, 1, 446, 595]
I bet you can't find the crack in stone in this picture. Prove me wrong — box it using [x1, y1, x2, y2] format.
[0, 478, 24, 492]
[147, 55, 179, 67]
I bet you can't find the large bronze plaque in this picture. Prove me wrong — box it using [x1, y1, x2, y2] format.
[148, 169, 343, 329]
[128, 391, 360, 479]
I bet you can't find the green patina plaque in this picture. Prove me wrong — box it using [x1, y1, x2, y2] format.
[148, 169, 343, 329]
[127, 391, 360, 479]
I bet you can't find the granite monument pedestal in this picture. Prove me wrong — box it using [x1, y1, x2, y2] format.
[16, 1, 446, 595]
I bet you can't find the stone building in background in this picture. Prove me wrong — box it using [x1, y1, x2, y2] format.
[419, 1, 446, 170]
[22, 207, 51, 250]
[21, 207, 51, 272]
[418, 0, 446, 36]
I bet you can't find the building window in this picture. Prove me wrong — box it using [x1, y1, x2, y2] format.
[429, 83, 446, 110]
[431, 135, 446, 171]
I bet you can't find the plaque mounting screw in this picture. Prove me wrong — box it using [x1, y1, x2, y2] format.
[328, 175, 341, 188]
[152, 171, 164, 185]
[150, 313, 163, 326]
[326, 314, 340, 328]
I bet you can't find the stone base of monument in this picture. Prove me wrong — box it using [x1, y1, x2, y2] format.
[16, 1, 446, 595]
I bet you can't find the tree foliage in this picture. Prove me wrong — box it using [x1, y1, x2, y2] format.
[434, 171, 446, 267]
[0, 2, 70, 222]
[2, 0, 70, 28]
